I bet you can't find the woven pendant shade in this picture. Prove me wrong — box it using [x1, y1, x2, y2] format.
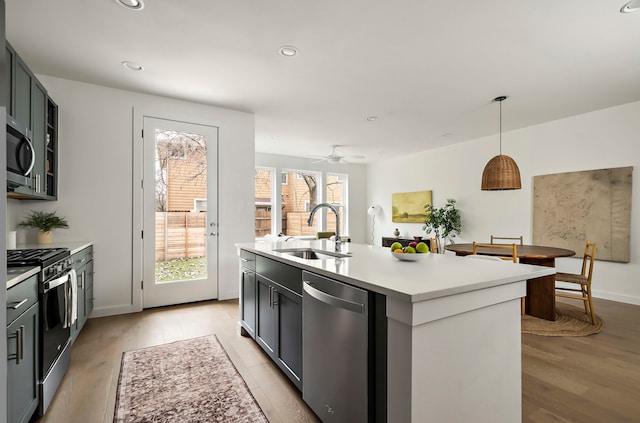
[481, 96, 522, 191]
[481, 154, 522, 190]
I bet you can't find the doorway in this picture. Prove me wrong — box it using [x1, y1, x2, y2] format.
[141, 117, 219, 308]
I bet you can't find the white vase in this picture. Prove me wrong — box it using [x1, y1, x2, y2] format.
[38, 231, 53, 244]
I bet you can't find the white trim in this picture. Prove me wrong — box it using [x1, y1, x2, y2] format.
[592, 290, 640, 306]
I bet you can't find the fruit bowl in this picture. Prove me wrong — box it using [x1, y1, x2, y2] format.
[391, 251, 427, 262]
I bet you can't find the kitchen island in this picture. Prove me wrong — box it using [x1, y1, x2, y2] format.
[237, 240, 555, 423]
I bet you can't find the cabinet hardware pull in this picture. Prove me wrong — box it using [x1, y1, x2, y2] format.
[272, 288, 278, 307]
[18, 326, 25, 363]
[7, 299, 28, 310]
[269, 286, 273, 308]
[7, 331, 18, 362]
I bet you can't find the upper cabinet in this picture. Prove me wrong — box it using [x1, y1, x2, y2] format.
[6, 41, 58, 200]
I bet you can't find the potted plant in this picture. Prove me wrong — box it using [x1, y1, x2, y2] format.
[422, 198, 461, 253]
[19, 210, 69, 244]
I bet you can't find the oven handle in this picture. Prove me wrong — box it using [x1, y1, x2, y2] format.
[44, 272, 71, 292]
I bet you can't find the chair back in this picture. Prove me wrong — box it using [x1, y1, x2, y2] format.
[491, 235, 523, 245]
[472, 242, 518, 262]
[430, 237, 439, 253]
[465, 254, 504, 262]
[580, 241, 597, 281]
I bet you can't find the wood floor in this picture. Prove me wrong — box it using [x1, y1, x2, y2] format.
[33, 297, 639, 423]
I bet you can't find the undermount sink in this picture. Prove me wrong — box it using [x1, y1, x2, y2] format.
[273, 248, 351, 260]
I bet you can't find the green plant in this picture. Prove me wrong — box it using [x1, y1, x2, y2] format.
[19, 210, 69, 232]
[422, 199, 461, 240]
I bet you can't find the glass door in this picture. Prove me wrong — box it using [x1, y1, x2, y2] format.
[142, 117, 218, 308]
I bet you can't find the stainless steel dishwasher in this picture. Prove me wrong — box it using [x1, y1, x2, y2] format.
[302, 270, 371, 422]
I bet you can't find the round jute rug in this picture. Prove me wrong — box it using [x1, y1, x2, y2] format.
[521, 302, 604, 337]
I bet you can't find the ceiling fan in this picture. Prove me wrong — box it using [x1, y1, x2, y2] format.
[309, 145, 365, 164]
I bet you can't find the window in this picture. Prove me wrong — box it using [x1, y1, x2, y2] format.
[326, 173, 347, 236]
[254, 168, 273, 238]
[254, 168, 349, 239]
[281, 170, 320, 237]
[193, 199, 207, 211]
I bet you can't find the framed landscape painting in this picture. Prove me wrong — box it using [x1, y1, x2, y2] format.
[392, 190, 432, 223]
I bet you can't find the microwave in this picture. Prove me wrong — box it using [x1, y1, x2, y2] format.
[6, 114, 35, 189]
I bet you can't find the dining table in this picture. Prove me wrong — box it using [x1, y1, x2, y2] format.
[444, 243, 576, 321]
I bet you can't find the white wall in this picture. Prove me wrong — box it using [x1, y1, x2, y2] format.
[7, 76, 255, 316]
[367, 101, 640, 305]
[256, 152, 368, 243]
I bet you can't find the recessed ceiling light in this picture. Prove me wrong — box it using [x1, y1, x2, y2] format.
[366, 116, 378, 121]
[621, 0, 640, 12]
[115, 0, 144, 10]
[279, 46, 298, 57]
[122, 61, 144, 71]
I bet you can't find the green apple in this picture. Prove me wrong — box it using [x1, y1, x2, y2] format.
[403, 246, 416, 254]
[390, 242, 403, 251]
[416, 242, 429, 253]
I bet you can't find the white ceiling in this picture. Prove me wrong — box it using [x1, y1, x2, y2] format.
[6, 0, 640, 163]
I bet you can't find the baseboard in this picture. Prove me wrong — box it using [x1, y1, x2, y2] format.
[89, 304, 141, 318]
[592, 290, 640, 306]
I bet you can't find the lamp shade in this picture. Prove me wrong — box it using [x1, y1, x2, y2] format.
[481, 154, 522, 190]
[368, 204, 382, 215]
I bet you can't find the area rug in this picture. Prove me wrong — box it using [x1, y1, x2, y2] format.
[521, 302, 604, 337]
[114, 335, 268, 423]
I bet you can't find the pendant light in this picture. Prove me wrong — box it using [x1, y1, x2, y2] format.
[481, 96, 522, 190]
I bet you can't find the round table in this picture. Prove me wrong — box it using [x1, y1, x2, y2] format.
[445, 243, 575, 321]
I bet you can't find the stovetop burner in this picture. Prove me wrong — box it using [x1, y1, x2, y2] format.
[7, 248, 70, 268]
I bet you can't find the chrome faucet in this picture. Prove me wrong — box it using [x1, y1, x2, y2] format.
[307, 203, 342, 252]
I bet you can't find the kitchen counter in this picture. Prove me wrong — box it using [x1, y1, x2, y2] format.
[12, 241, 93, 255]
[6, 266, 40, 289]
[237, 239, 555, 302]
[237, 240, 555, 423]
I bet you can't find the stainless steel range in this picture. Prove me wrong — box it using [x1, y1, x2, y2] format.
[7, 248, 73, 416]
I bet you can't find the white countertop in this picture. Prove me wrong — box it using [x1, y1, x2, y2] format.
[6, 266, 40, 290]
[237, 240, 556, 303]
[11, 241, 93, 255]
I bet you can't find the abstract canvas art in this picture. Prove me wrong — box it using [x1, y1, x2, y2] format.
[532, 166, 632, 263]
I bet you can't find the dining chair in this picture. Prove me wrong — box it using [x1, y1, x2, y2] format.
[555, 241, 597, 324]
[316, 231, 335, 240]
[470, 242, 522, 313]
[430, 237, 439, 253]
[490, 235, 523, 245]
[464, 254, 503, 262]
[472, 242, 518, 262]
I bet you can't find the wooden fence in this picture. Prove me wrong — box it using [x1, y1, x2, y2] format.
[155, 212, 206, 261]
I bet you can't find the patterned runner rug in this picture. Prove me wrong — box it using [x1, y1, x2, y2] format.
[114, 335, 268, 423]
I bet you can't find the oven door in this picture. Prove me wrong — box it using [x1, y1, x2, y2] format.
[41, 272, 72, 377]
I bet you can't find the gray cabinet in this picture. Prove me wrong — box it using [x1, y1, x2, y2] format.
[253, 254, 303, 390]
[239, 250, 257, 338]
[69, 246, 94, 343]
[6, 40, 58, 199]
[6, 275, 40, 423]
[5, 43, 15, 115]
[240, 250, 303, 389]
